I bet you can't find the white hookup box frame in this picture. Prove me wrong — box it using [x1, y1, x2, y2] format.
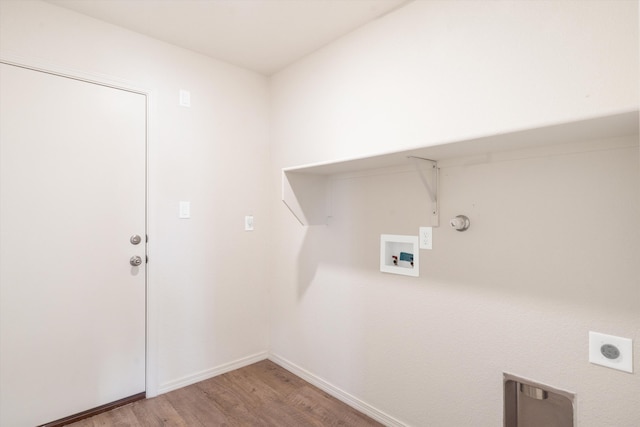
[380, 234, 419, 277]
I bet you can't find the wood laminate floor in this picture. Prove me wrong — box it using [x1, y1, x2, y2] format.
[68, 360, 383, 426]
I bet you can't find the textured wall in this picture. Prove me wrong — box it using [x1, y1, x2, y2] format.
[0, 0, 271, 394]
[271, 0, 638, 167]
[270, 1, 639, 425]
[2, 0, 638, 425]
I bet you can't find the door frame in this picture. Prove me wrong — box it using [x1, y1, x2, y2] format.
[0, 52, 158, 398]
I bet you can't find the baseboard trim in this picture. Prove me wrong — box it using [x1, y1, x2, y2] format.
[157, 351, 269, 395]
[268, 353, 407, 427]
[38, 392, 145, 427]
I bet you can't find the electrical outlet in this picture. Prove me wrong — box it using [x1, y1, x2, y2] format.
[419, 227, 432, 250]
[589, 331, 633, 373]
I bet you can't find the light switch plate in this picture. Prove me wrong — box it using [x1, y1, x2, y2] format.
[179, 201, 190, 219]
[244, 215, 254, 231]
[179, 89, 191, 107]
[589, 331, 633, 373]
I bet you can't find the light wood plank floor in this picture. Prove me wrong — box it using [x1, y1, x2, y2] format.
[68, 360, 383, 426]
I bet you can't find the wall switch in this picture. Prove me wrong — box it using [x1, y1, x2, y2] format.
[589, 331, 633, 373]
[179, 201, 190, 219]
[419, 227, 433, 250]
[244, 215, 254, 231]
[179, 90, 191, 107]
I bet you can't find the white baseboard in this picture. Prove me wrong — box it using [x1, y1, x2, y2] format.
[157, 351, 268, 395]
[268, 353, 407, 427]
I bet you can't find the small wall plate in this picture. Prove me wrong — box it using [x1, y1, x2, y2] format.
[589, 331, 633, 373]
[380, 234, 419, 277]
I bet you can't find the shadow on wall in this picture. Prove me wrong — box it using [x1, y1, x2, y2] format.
[292, 143, 639, 313]
[295, 170, 430, 298]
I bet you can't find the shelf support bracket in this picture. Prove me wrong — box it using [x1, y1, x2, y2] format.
[409, 156, 439, 226]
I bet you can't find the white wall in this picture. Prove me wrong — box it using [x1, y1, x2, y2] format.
[0, 0, 271, 394]
[270, 1, 639, 426]
[271, 0, 638, 168]
[2, 0, 639, 425]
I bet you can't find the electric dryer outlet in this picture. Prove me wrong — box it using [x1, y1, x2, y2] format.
[589, 331, 633, 373]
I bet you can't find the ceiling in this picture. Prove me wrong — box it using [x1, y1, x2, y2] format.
[45, 0, 412, 75]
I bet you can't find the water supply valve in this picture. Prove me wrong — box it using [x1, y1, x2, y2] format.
[450, 215, 470, 231]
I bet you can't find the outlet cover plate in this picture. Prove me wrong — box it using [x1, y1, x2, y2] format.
[419, 226, 433, 250]
[589, 331, 633, 373]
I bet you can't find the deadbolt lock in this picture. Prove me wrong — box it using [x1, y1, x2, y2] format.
[130, 235, 142, 245]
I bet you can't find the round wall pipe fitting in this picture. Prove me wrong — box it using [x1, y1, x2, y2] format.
[450, 215, 470, 231]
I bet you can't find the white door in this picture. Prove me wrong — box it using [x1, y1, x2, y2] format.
[0, 63, 146, 427]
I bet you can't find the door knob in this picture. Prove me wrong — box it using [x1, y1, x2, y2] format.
[130, 256, 143, 267]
